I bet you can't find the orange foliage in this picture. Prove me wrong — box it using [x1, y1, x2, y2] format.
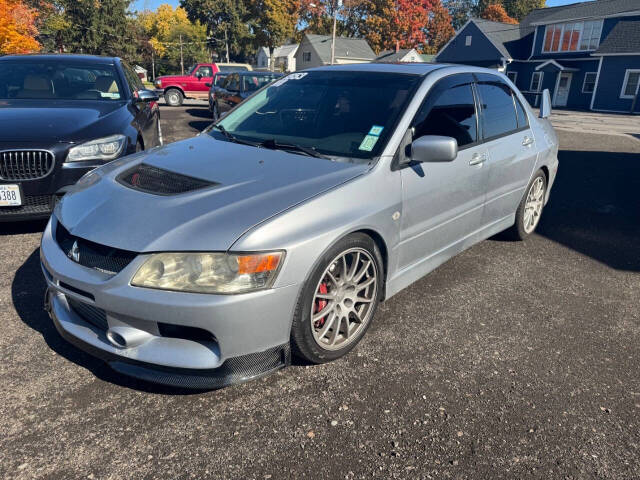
[480, 3, 518, 24]
[0, 0, 40, 54]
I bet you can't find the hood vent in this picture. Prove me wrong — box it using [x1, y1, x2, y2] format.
[117, 164, 217, 195]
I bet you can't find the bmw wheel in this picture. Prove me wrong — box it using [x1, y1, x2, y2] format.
[164, 88, 183, 107]
[290, 233, 383, 363]
[506, 170, 547, 240]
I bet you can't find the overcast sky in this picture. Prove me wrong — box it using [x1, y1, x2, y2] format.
[131, 0, 587, 13]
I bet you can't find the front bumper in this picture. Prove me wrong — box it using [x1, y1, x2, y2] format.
[40, 216, 299, 388]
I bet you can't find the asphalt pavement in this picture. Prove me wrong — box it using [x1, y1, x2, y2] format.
[1, 105, 639, 479]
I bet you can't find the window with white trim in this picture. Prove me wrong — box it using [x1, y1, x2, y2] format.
[507, 72, 517, 84]
[465, 35, 472, 46]
[530, 71, 543, 91]
[621, 69, 640, 99]
[542, 19, 603, 53]
[582, 72, 597, 94]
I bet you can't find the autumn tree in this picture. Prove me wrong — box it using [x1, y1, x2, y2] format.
[0, 0, 40, 53]
[425, 0, 455, 53]
[138, 4, 208, 75]
[251, 0, 299, 69]
[476, 0, 543, 21]
[480, 3, 517, 24]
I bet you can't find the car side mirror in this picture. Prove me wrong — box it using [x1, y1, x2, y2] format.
[204, 82, 211, 88]
[135, 89, 159, 103]
[410, 135, 458, 163]
[539, 89, 552, 118]
[195, 72, 203, 79]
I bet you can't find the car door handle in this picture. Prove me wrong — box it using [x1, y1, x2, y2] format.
[469, 153, 487, 166]
[522, 136, 534, 147]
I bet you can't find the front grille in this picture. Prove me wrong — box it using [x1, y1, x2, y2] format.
[0, 194, 52, 217]
[56, 221, 137, 275]
[117, 164, 216, 195]
[67, 297, 108, 331]
[0, 150, 55, 181]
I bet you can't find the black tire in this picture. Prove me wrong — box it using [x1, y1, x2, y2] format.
[164, 88, 183, 107]
[504, 169, 547, 241]
[290, 233, 384, 364]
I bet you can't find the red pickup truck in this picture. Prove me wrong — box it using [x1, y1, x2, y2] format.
[154, 62, 252, 106]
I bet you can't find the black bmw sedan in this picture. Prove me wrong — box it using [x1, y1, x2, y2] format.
[0, 54, 161, 221]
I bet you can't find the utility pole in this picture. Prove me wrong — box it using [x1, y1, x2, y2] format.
[179, 34, 184, 74]
[224, 29, 229, 63]
[330, 0, 341, 65]
[151, 50, 155, 81]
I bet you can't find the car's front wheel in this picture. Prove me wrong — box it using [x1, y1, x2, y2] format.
[291, 233, 383, 364]
[505, 170, 547, 240]
[164, 88, 183, 107]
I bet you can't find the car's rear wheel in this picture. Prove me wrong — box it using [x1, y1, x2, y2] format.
[505, 170, 547, 240]
[165, 88, 183, 107]
[290, 233, 383, 364]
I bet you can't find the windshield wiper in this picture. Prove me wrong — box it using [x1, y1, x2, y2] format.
[211, 124, 259, 147]
[260, 138, 328, 159]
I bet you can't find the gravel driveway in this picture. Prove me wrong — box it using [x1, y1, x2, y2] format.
[1, 105, 639, 479]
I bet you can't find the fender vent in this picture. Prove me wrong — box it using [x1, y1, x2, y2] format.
[117, 164, 216, 195]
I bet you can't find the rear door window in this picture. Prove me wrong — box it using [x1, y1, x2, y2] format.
[476, 82, 519, 140]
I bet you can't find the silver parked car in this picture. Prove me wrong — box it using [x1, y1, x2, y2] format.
[41, 64, 558, 388]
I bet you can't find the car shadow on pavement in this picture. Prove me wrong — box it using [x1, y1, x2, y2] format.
[0, 219, 47, 236]
[12, 249, 210, 395]
[185, 108, 213, 132]
[535, 149, 640, 271]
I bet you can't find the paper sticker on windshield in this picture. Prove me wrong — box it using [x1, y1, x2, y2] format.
[271, 72, 308, 87]
[359, 134, 379, 152]
[368, 125, 384, 137]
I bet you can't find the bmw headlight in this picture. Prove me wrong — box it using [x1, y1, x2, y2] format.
[131, 251, 284, 294]
[66, 134, 126, 162]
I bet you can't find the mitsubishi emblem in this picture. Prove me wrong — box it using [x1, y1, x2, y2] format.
[69, 241, 80, 263]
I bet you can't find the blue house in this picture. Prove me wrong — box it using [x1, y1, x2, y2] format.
[436, 0, 640, 113]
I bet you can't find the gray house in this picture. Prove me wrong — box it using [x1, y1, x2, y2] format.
[295, 34, 375, 70]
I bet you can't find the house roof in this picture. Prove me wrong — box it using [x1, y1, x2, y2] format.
[273, 44, 299, 58]
[522, 0, 640, 27]
[594, 19, 640, 54]
[471, 18, 534, 60]
[301, 34, 376, 62]
[375, 49, 416, 62]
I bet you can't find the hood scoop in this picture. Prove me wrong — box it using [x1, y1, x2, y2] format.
[116, 163, 217, 196]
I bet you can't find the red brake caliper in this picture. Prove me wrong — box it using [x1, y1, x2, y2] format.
[314, 283, 328, 328]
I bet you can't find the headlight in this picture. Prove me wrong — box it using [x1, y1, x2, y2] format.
[66, 135, 126, 162]
[131, 251, 284, 294]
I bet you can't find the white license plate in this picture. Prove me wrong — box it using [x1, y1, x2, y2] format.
[0, 184, 22, 206]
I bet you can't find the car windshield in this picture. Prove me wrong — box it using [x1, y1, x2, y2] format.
[213, 71, 421, 160]
[0, 61, 124, 101]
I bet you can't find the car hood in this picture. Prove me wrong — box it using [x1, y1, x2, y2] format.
[0, 100, 127, 143]
[56, 135, 369, 252]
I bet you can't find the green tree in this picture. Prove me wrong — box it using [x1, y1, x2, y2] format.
[180, 0, 252, 62]
[250, 0, 298, 69]
[59, 0, 138, 61]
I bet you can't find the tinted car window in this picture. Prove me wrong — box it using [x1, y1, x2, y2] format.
[218, 65, 249, 72]
[215, 71, 421, 160]
[514, 94, 529, 129]
[0, 61, 123, 100]
[214, 74, 228, 86]
[123, 63, 144, 93]
[413, 83, 477, 148]
[224, 74, 240, 91]
[242, 75, 277, 92]
[477, 83, 519, 139]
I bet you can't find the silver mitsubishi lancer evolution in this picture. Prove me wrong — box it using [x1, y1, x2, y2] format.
[41, 63, 558, 389]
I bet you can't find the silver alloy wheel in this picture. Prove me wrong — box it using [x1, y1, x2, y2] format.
[523, 176, 545, 234]
[310, 248, 378, 350]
